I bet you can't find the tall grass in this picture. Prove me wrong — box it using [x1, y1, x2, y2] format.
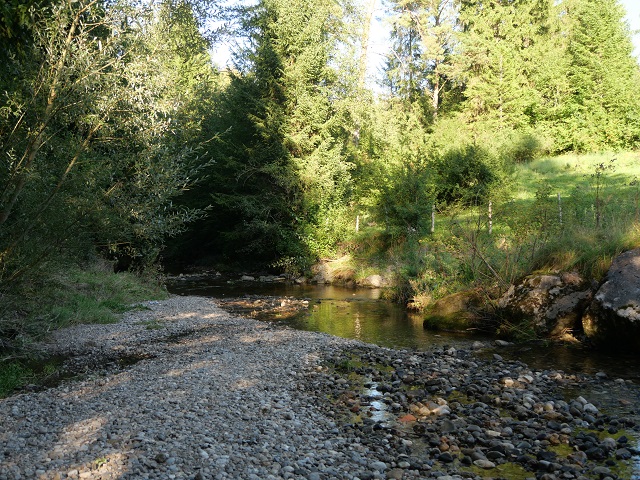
[364, 151, 640, 309]
[1, 263, 167, 353]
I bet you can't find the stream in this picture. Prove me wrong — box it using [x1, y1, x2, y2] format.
[168, 274, 640, 478]
[167, 275, 640, 383]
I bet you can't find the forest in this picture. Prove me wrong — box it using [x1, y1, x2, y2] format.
[1, 0, 640, 343]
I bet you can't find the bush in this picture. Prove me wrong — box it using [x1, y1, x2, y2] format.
[501, 131, 544, 164]
[377, 162, 435, 237]
[433, 145, 504, 205]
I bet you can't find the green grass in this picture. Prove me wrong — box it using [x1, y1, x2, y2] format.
[30, 265, 168, 330]
[514, 151, 640, 200]
[0, 362, 33, 398]
[0, 262, 168, 397]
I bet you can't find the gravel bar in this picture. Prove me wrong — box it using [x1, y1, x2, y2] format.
[1, 295, 638, 480]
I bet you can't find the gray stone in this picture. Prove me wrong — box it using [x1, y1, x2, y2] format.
[583, 248, 640, 349]
[369, 461, 387, 472]
[473, 459, 496, 469]
[497, 272, 591, 340]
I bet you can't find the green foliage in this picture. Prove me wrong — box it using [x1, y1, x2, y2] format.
[500, 131, 546, 164]
[0, 362, 32, 398]
[171, 0, 356, 271]
[0, 0, 214, 284]
[559, 0, 640, 152]
[433, 145, 505, 205]
[377, 162, 434, 237]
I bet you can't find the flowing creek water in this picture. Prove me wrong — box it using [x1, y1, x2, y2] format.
[168, 275, 640, 478]
[167, 276, 639, 382]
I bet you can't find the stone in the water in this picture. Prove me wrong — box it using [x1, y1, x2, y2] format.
[582, 248, 640, 350]
[615, 448, 632, 459]
[592, 466, 611, 477]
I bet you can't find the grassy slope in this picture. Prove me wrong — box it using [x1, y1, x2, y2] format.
[336, 151, 640, 307]
[507, 151, 640, 275]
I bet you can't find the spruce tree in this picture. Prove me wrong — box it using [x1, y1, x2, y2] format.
[559, 0, 640, 151]
[176, 0, 357, 268]
[457, 0, 556, 131]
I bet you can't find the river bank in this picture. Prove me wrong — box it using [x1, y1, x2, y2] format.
[0, 295, 638, 480]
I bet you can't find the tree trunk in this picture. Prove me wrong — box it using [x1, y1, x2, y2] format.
[358, 0, 377, 89]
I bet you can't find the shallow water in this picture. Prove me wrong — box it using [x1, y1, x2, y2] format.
[167, 276, 640, 382]
[167, 278, 487, 350]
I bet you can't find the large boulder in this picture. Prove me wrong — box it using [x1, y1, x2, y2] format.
[359, 274, 388, 288]
[582, 248, 640, 350]
[497, 272, 592, 341]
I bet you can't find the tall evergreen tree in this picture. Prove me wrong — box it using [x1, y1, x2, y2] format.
[558, 0, 640, 151]
[383, 2, 426, 103]
[383, 0, 459, 116]
[175, 0, 356, 268]
[457, 0, 556, 131]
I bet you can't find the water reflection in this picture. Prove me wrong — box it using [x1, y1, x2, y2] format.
[497, 342, 640, 383]
[168, 277, 482, 350]
[168, 277, 638, 381]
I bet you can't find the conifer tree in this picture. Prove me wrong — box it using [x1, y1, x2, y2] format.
[457, 0, 556, 131]
[559, 0, 640, 151]
[178, 0, 356, 267]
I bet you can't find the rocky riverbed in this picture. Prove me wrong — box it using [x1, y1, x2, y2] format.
[0, 296, 638, 480]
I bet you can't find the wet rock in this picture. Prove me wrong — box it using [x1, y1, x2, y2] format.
[615, 448, 632, 460]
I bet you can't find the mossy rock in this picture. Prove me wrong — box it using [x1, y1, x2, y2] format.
[423, 290, 494, 332]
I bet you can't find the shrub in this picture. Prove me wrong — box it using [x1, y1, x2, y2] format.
[433, 145, 503, 205]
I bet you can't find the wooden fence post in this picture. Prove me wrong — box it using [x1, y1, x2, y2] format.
[431, 205, 435, 233]
[488, 201, 493, 235]
[557, 193, 563, 227]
